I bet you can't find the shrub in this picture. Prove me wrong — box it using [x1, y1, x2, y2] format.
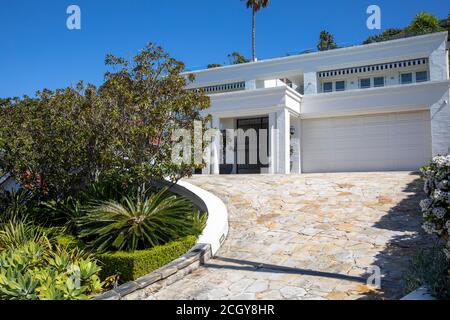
[0, 242, 104, 300]
[0, 189, 30, 223]
[0, 219, 50, 251]
[403, 247, 450, 299]
[420, 155, 450, 259]
[78, 187, 206, 252]
[97, 235, 196, 283]
[0, 43, 210, 200]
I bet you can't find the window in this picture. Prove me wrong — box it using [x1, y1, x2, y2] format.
[374, 77, 385, 87]
[335, 81, 345, 91]
[323, 82, 333, 93]
[360, 78, 371, 89]
[401, 73, 413, 84]
[416, 71, 428, 83]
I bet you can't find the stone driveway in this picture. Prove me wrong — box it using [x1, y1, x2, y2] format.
[149, 172, 432, 300]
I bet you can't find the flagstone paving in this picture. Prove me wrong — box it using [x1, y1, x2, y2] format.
[147, 172, 432, 300]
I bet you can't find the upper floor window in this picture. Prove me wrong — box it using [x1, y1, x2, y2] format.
[323, 82, 333, 93]
[416, 71, 428, 83]
[360, 78, 371, 89]
[401, 73, 413, 84]
[374, 77, 385, 87]
[335, 81, 345, 92]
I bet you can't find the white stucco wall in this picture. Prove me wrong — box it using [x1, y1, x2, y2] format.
[430, 87, 450, 156]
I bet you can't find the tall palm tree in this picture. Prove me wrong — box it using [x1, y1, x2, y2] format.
[242, 0, 269, 62]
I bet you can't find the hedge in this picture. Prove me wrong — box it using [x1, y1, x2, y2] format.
[97, 236, 197, 284]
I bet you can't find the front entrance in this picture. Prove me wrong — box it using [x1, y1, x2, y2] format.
[236, 117, 269, 174]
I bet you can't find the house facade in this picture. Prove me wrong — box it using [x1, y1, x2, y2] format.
[187, 32, 450, 174]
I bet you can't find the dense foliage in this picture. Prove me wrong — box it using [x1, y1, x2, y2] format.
[98, 235, 196, 283]
[420, 155, 450, 259]
[317, 31, 338, 51]
[363, 12, 447, 44]
[78, 187, 207, 252]
[0, 220, 103, 300]
[0, 43, 210, 200]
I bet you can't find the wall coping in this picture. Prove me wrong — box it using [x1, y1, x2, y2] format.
[401, 286, 437, 300]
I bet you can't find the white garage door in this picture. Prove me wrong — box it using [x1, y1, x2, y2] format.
[301, 111, 432, 173]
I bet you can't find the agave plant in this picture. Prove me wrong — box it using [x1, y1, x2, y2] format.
[78, 187, 206, 252]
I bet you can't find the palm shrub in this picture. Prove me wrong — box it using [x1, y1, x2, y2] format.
[0, 189, 30, 223]
[79, 188, 206, 252]
[0, 219, 50, 251]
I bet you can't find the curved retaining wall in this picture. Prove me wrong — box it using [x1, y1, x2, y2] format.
[94, 179, 229, 300]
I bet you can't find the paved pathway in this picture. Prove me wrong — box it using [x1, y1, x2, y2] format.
[149, 172, 431, 300]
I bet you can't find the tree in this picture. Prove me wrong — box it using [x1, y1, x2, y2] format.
[227, 51, 250, 65]
[207, 63, 222, 69]
[242, 0, 270, 62]
[408, 12, 443, 35]
[317, 31, 337, 51]
[0, 43, 210, 199]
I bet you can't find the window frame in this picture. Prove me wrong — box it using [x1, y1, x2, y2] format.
[359, 78, 371, 89]
[415, 71, 428, 83]
[335, 80, 346, 92]
[373, 76, 385, 88]
[323, 82, 333, 93]
[400, 72, 413, 85]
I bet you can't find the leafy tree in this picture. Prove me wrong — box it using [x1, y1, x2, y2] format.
[363, 28, 405, 44]
[227, 51, 250, 65]
[0, 43, 210, 199]
[207, 63, 222, 69]
[317, 30, 338, 51]
[408, 12, 443, 35]
[242, 0, 270, 62]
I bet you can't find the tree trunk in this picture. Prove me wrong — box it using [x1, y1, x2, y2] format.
[252, 9, 256, 62]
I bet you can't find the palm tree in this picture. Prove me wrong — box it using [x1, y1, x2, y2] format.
[317, 30, 338, 51]
[242, 0, 269, 62]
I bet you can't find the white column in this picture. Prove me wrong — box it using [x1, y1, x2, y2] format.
[431, 89, 450, 156]
[303, 72, 318, 95]
[211, 117, 221, 175]
[429, 40, 449, 82]
[268, 113, 277, 174]
[277, 109, 291, 174]
[291, 116, 302, 174]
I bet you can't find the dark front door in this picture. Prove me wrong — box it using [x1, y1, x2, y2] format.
[236, 117, 269, 174]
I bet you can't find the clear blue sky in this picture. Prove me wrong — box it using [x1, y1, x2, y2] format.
[0, 0, 448, 98]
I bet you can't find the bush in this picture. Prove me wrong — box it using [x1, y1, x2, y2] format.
[403, 247, 450, 299]
[0, 43, 210, 200]
[78, 187, 207, 252]
[0, 241, 104, 300]
[420, 155, 450, 259]
[97, 235, 196, 283]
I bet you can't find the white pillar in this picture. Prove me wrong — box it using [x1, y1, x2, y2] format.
[211, 117, 221, 175]
[268, 113, 277, 174]
[291, 116, 302, 174]
[277, 109, 291, 174]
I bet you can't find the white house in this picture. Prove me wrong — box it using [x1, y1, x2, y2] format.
[187, 32, 450, 174]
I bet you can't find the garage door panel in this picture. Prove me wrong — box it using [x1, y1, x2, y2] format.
[302, 111, 431, 173]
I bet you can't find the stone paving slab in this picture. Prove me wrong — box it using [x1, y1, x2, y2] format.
[147, 172, 432, 300]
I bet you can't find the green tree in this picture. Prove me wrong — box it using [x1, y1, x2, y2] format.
[0, 43, 210, 199]
[242, 0, 270, 62]
[227, 51, 250, 65]
[207, 63, 222, 69]
[408, 12, 443, 35]
[317, 31, 337, 51]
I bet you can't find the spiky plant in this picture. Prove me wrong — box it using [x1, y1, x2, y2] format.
[78, 188, 206, 252]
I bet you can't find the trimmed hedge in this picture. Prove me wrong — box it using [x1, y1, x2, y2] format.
[97, 236, 197, 283]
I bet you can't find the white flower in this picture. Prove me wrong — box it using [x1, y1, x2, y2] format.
[446, 220, 450, 231]
[433, 190, 448, 202]
[432, 207, 447, 219]
[433, 155, 450, 168]
[444, 248, 450, 260]
[437, 180, 449, 191]
[422, 221, 436, 234]
[420, 198, 433, 211]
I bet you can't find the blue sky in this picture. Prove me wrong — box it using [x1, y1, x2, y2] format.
[0, 0, 448, 98]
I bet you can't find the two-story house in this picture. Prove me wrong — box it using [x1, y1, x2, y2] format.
[187, 32, 450, 175]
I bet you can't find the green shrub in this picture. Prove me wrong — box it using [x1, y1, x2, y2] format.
[97, 235, 196, 283]
[403, 247, 450, 300]
[79, 188, 206, 252]
[0, 242, 104, 300]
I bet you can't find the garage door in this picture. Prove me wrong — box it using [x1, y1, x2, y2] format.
[301, 111, 432, 173]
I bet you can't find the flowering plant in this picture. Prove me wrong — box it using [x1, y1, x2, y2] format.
[420, 155, 450, 260]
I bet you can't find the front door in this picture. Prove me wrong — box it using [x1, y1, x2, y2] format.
[236, 117, 269, 174]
